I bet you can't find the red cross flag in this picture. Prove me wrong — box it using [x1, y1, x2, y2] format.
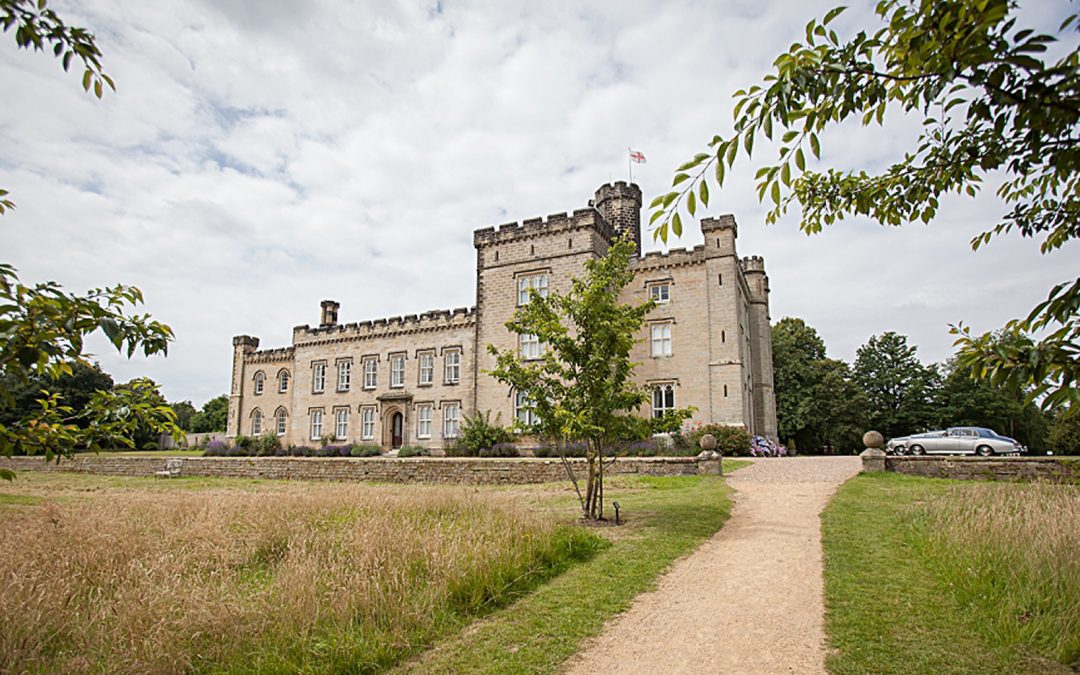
[628, 149, 646, 163]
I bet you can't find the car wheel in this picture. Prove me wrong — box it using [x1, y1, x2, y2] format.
[976, 445, 993, 457]
[910, 445, 925, 456]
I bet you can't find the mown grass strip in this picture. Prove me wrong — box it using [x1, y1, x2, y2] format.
[822, 472, 1076, 674]
[396, 474, 733, 674]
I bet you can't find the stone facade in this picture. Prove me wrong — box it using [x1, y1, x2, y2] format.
[228, 182, 778, 450]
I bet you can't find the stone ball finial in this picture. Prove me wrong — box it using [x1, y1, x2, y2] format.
[699, 434, 718, 451]
[862, 431, 884, 449]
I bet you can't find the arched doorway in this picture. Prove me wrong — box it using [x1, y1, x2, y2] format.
[391, 411, 403, 449]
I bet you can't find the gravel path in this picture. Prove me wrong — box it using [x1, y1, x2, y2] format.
[565, 456, 862, 674]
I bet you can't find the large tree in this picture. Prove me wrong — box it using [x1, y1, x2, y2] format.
[488, 239, 690, 520]
[649, 0, 1079, 410]
[189, 395, 230, 433]
[852, 332, 940, 439]
[771, 317, 866, 452]
[1, 1, 177, 477]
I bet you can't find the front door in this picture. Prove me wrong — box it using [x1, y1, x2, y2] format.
[392, 412, 403, 449]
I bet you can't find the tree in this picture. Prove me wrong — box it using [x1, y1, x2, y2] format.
[1, 2, 177, 478]
[649, 0, 1079, 410]
[189, 395, 229, 433]
[170, 400, 197, 432]
[0, 360, 113, 428]
[771, 318, 867, 452]
[852, 332, 939, 439]
[1047, 408, 1080, 455]
[488, 239, 691, 520]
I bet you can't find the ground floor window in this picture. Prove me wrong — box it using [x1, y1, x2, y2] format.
[652, 384, 675, 418]
[275, 408, 287, 435]
[252, 410, 262, 435]
[334, 409, 349, 440]
[310, 410, 323, 440]
[514, 390, 540, 426]
[443, 403, 460, 439]
[417, 405, 432, 439]
[361, 408, 376, 440]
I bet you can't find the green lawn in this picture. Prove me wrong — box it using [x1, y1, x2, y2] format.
[822, 473, 1078, 674]
[396, 474, 733, 673]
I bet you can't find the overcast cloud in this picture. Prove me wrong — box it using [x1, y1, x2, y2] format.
[2, 0, 1076, 406]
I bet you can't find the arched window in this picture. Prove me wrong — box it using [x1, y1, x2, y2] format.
[278, 369, 290, 393]
[652, 384, 675, 418]
[253, 371, 265, 395]
[251, 409, 263, 435]
[275, 407, 288, 436]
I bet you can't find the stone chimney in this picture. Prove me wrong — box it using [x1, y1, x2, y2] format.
[320, 300, 340, 328]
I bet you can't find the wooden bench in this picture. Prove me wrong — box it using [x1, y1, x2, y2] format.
[154, 458, 184, 478]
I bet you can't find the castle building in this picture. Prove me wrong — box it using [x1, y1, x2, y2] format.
[227, 182, 778, 450]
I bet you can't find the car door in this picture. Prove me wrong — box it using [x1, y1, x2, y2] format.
[956, 429, 979, 454]
[933, 429, 963, 454]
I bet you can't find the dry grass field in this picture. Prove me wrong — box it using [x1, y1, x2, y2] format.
[0, 474, 601, 673]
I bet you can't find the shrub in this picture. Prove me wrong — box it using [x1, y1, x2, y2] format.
[396, 446, 430, 458]
[226, 445, 248, 457]
[446, 410, 514, 457]
[273, 444, 289, 457]
[749, 435, 786, 457]
[682, 424, 752, 456]
[203, 439, 229, 457]
[255, 432, 281, 457]
[350, 444, 382, 458]
[316, 445, 348, 458]
[234, 435, 253, 451]
[289, 445, 315, 457]
[533, 441, 588, 458]
[478, 442, 520, 458]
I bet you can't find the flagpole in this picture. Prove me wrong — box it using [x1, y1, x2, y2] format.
[627, 147, 632, 183]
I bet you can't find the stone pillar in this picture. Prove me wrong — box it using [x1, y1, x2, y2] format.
[696, 433, 723, 475]
[860, 430, 886, 472]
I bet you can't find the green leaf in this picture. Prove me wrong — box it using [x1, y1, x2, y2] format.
[810, 133, 820, 159]
[743, 132, 754, 156]
[795, 148, 806, 171]
[687, 191, 697, 217]
[673, 173, 690, 186]
[672, 212, 683, 237]
[82, 69, 91, 91]
[770, 181, 781, 205]
[699, 180, 709, 207]
[823, 6, 846, 25]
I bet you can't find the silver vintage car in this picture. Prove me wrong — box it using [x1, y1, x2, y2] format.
[886, 427, 1025, 456]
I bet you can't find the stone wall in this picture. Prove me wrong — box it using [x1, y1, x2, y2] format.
[884, 456, 1080, 484]
[0, 455, 713, 485]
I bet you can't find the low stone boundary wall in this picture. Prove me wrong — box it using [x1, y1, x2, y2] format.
[0, 454, 715, 485]
[883, 456, 1080, 484]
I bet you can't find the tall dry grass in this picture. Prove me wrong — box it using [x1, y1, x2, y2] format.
[0, 484, 601, 673]
[916, 482, 1080, 668]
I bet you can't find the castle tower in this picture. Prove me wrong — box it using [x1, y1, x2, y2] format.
[227, 335, 260, 437]
[742, 256, 778, 440]
[593, 181, 642, 252]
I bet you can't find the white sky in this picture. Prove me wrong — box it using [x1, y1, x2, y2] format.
[2, 0, 1076, 406]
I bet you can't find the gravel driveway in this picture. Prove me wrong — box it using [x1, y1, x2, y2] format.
[565, 456, 862, 674]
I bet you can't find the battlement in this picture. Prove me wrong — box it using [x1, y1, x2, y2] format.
[701, 214, 738, 235]
[473, 208, 611, 248]
[232, 335, 260, 349]
[247, 346, 295, 364]
[632, 244, 708, 271]
[740, 256, 766, 273]
[293, 306, 477, 345]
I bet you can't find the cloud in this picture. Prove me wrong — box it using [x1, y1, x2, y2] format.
[1, 0, 1076, 405]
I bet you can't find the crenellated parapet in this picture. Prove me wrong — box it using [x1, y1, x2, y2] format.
[293, 306, 477, 346]
[632, 245, 708, 272]
[246, 346, 295, 364]
[473, 208, 613, 248]
[740, 255, 766, 273]
[701, 214, 737, 235]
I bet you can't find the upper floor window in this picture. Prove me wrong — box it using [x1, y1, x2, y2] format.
[390, 354, 405, 388]
[312, 362, 326, 393]
[652, 384, 675, 418]
[310, 409, 324, 440]
[417, 404, 432, 439]
[649, 283, 670, 304]
[278, 369, 290, 393]
[361, 407, 376, 440]
[337, 361, 351, 392]
[363, 357, 377, 389]
[418, 352, 434, 386]
[443, 403, 460, 438]
[514, 390, 539, 427]
[253, 371, 265, 395]
[334, 408, 349, 440]
[517, 273, 549, 305]
[275, 408, 287, 436]
[444, 349, 461, 384]
[251, 409, 263, 435]
[651, 323, 672, 357]
[519, 333, 543, 360]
